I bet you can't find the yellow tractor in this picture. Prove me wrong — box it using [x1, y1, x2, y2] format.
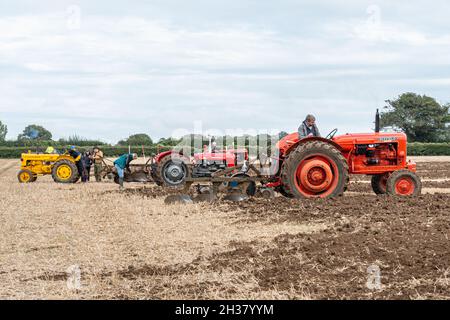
[18, 152, 80, 183]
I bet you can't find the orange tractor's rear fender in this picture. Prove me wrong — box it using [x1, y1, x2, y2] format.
[277, 134, 344, 159]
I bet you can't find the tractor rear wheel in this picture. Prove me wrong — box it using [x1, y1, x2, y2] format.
[386, 170, 421, 196]
[52, 159, 79, 183]
[280, 141, 349, 199]
[155, 154, 191, 189]
[371, 174, 389, 195]
[18, 169, 36, 183]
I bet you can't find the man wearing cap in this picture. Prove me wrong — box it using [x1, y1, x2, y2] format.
[113, 153, 138, 189]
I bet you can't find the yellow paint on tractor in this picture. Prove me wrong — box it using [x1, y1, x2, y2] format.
[18, 153, 77, 183]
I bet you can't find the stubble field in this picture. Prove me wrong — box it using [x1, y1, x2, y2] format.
[0, 157, 449, 300]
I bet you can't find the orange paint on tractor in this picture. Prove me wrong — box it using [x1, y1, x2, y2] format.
[277, 131, 415, 176]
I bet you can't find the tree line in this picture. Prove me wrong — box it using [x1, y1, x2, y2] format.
[0, 127, 181, 148]
[380, 93, 450, 142]
[1, 92, 449, 147]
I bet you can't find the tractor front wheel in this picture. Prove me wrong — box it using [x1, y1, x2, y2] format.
[371, 174, 389, 195]
[52, 160, 79, 183]
[280, 141, 349, 199]
[386, 170, 421, 196]
[18, 169, 37, 183]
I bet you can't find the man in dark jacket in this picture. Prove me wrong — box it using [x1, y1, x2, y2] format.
[81, 151, 93, 182]
[68, 146, 84, 181]
[298, 114, 321, 139]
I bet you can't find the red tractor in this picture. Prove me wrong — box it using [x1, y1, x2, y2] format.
[151, 111, 421, 199]
[151, 147, 250, 186]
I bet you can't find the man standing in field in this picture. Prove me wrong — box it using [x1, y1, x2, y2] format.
[82, 151, 92, 182]
[298, 114, 321, 139]
[114, 153, 138, 190]
[92, 147, 104, 182]
[68, 146, 85, 182]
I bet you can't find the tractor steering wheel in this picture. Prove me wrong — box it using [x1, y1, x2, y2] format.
[326, 128, 338, 140]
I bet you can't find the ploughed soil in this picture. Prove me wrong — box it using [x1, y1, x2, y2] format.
[114, 191, 450, 299]
[101, 194, 450, 299]
[218, 195, 450, 299]
[415, 162, 450, 179]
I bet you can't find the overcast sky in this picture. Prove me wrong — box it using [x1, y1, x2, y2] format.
[1, 0, 449, 143]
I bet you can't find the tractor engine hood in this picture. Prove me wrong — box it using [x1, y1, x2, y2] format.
[276, 132, 407, 155]
[332, 132, 407, 152]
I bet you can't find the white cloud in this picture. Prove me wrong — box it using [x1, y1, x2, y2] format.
[0, 2, 450, 142]
[24, 63, 56, 72]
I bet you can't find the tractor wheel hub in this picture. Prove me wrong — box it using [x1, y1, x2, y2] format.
[20, 172, 30, 181]
[57, 165, 72, 180]
[299, 159, 333, 192]
[396, 178, 414, 195]
[164, 163, 184, 183]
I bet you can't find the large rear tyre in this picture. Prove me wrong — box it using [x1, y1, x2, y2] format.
[155, 154, 191, 189]
[52, 160, 79, 183]
[386, 170, 421, 196]
[18, 169, 36, 183]
[371, 174, 389, 195]
[280, 141, 349, 199]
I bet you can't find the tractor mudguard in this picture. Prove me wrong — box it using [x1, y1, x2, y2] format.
[279, 135, 344, 158]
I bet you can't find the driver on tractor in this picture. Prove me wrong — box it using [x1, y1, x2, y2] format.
[298, 114, 321, 139]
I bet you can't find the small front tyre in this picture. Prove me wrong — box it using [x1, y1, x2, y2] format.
[386, 170, 421, 196]
[18, 169, 36, 183]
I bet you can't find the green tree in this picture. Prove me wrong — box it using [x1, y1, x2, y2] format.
[0, 120, 7, 142]
[18, 124, 52, 141]
[157, 137, 181, 146]
[58, 135, 107, 147]
[118, 133, 153, 146]
[381, 93, 450, 142]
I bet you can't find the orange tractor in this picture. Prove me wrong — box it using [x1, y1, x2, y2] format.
[150, 110, 421, 199]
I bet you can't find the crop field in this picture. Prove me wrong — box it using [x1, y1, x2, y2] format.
[0, 157, 449, 300]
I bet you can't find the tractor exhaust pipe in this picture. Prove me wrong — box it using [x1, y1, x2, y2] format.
[375, 109, 380, 133]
